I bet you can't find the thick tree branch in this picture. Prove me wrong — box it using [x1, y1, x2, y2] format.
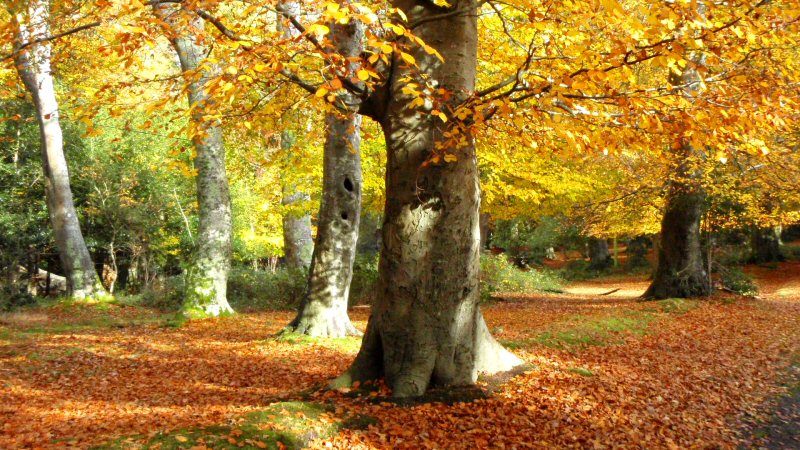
[408, 0, 488, 29]
[2, 21, 100, 61]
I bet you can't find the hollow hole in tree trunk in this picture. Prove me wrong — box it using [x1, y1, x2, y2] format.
[341, 212, 349, 220]
[343, 177, 354, 192]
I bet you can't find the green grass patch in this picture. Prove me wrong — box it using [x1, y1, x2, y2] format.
[653, 298, 700, 314]
[498, 339, 529, 350]
[501, 311, 657, 352]
[95, 401, 375, 450]
[568, 367, 595, 377]
[537, 312, 655, 350]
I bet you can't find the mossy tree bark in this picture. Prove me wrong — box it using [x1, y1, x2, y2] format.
[156, 4, 234, 317]
[12, 0, 105, 299]
[333, 0, 522, 398]
[285, 9, 363, 337]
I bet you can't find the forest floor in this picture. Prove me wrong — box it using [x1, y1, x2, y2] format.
[1, 262, 799, 449]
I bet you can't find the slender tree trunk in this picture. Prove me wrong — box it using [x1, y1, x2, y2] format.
[285, 10, 363, 337]
[281, 137, 314, 270]
[156, 4, 233, 317]
[479, 213, 491, 250]
[334, 0, 521, 398]
[588, 237, 612, 270]
[116, 253, 130, 292]
[12, 0, 104, 299]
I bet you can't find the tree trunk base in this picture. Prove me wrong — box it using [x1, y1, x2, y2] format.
[182, 265, 234, 318]
[330, 314, 523, 398]
[280, 310, 362, 338]
[641, 271, 710, 300]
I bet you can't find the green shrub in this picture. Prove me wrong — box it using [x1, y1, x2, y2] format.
[558, 259, 613, 281]
[719, 266, 759, 297]
[491, 216, 581, 266]
[715, 245, 752, 267]
[0, 286, 36, 311]
[227, 266, 307, 311]
[349, 252, 379, 306]
[137, 276, 185, 311]
[480, 253, 562, 301]
[782, 243, 800, 262]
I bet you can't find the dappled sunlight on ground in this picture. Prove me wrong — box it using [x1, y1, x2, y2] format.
[0, 264, 798, 449]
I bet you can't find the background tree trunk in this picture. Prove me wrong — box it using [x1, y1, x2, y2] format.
[334, 0, 521, 398]
[285, 8, 363, 337]
[156, 4, 234, 317]
[750, 226, 783, 264]
[280, 131, 314, 270]
[13, 0, 104, 299]
[588, 237, 612, 270]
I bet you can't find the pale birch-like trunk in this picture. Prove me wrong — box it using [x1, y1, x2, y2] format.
[155, 4, 234, 317]
[280, 132, 314, 269]
[334, 0, 522, 397]
[12, 0, 105, 299]
[285, 7, 363, 337]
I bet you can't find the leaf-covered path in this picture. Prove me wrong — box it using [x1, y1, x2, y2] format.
[1, 263, 799, 449]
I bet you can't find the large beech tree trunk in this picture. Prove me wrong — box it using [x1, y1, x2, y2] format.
[156, 5, 233, 317]
[643, 183, 710, 299]
[334, 0, 521, 398]
[13, 0, 105, 299]
[643, 3, 710, 300]
[285, 9, 363, 337]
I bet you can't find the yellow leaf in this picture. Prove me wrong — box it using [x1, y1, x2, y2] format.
[400, 52, 416, 65]
[444, 153, 457, 162]
[315, 87, 329, 97]
[386, 23, 405, 36]
[175, 436, 188, 443]
[357, 69, 370, 81]
[306, 24, 330, 35]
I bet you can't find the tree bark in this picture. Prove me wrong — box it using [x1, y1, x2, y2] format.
[285, 8, 363, 337]
[643, 3, 710, 300]
[280, 131, 314, 270]
[12, 0, 105, 299]
[643, 183, 710, 299]
[156, 4, 234, 317]
[588, 237, 612, 270]
[750, 226, 783, 264]
[333, 0, 521, 397]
